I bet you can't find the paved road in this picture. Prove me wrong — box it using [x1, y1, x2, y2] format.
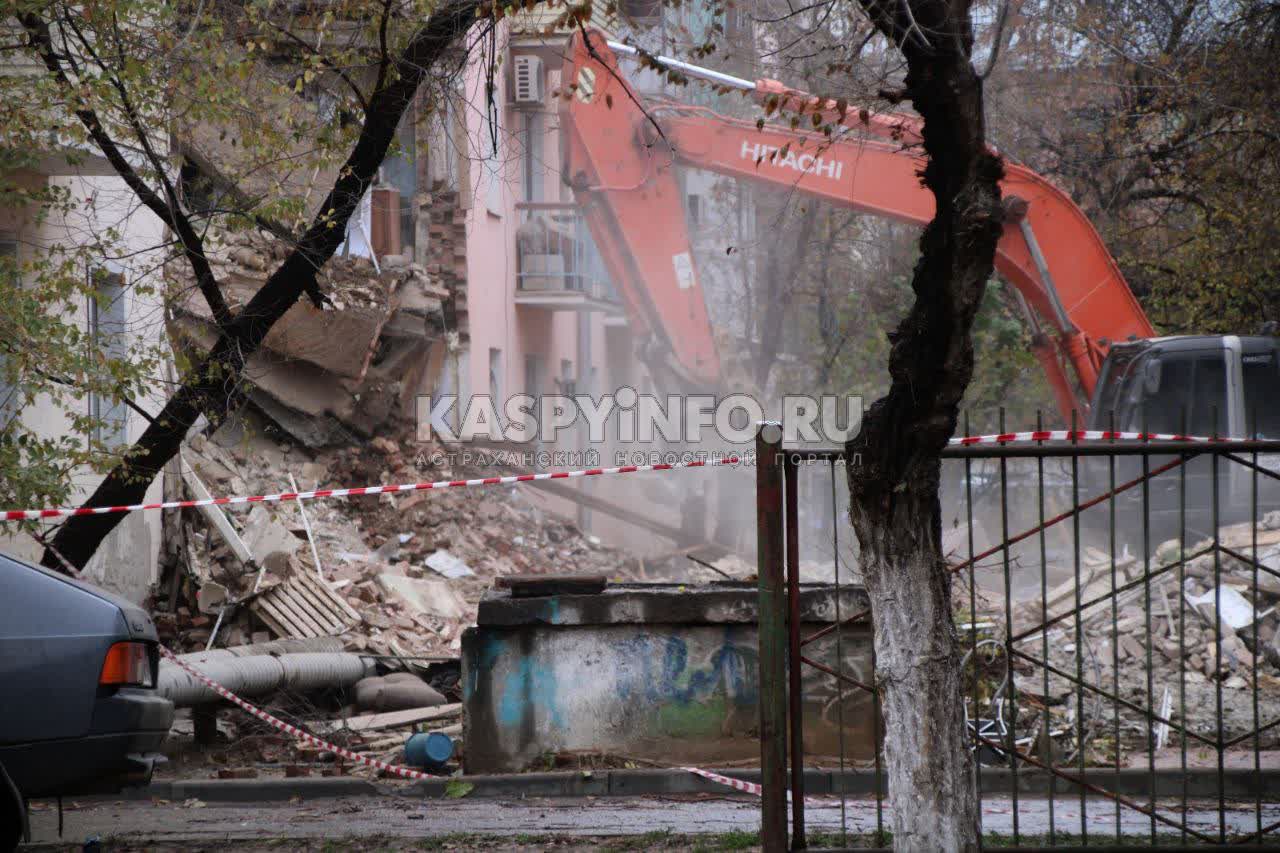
[22, 794, 1280, 847]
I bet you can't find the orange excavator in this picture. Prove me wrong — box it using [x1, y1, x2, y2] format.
[557, 30, 1280, 436]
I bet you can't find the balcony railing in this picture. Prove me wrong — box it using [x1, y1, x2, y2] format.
[515, 203, 619, 310]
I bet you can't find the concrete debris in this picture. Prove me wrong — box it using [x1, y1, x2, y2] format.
[195, 581, 228, 615]
[312, 703, 462, 736]
[165, 228, 447, 447]
[1185, 584, 1258, 630]
[240, 506, 300, 573]
[377, 574, 468, 622]
[973, 515, 1280, 761]
[425, 548, 474, 579]
[156, 415, 656, 663]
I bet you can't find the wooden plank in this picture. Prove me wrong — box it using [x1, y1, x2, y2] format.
[270, 586, 328, 637]
[259, 592, 312, 637]
[180, 454, 253, 566]
[288, 576, 348, 633]
[296, 570, 361, 622]
[259, 588, 323, 638]
[311, 703, 462, 735]
[249, 595, 294, 638]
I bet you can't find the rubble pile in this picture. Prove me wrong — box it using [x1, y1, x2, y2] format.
[166, 229, 449, 447]
[159, 418, 642, 660]
[978, 515, 1280, 759]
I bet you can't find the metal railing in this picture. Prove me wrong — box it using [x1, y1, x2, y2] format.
[755, 417, 1280, 850]
[515, 202, 617, 302]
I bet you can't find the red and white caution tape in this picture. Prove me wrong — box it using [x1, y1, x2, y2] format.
[684, 765, 858, 808]
[159, 646, 433, 780]
[684, 766, 765, 795]
[2, 455, 741, 522]
[947, 429, 1220, 446]
[1, 430, 1244, 522]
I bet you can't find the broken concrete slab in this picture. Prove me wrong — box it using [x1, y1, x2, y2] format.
[181, 454, 253, 567]
[424, 549, 474, 579]
[376, 574, 467, 622]
[240, 506, 300, 573]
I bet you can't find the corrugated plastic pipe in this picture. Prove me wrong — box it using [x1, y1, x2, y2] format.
[158, 651, 376, 706]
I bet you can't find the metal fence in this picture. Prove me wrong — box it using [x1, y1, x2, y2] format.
[754, 423, 1280, 850]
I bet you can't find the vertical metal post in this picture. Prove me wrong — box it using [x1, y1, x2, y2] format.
[1038, 410, 1056, 844]
[1212, 409, 1226, 842]
[785, 453, 806, 848]
[999, 409, 1019, 843]
[830, 460, 849, 847]
[756, 425, 788, 852]
[1072, 410, 1088, 842]
[965, 412, 981, 838]
[1143, 416, 1156, 843]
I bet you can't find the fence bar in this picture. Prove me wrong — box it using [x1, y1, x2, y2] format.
[755, 425, 788, 852]
[1000, 410, 1020, 843]
[799, 608, 870, 648]
[784, 454, 806, 848]
[1141, 419, 1157, 843]
[1108, 411, 1122, 843]
[1072, 412, 1088, 843]
[1179, 409, 1190, 842]
[965, 411, 982, 839]
[1253, 421, 1264, 845]
[1213, 411, 1226, 843]
[829, 460, 849, 847]
[1037, 411, 1056, 844]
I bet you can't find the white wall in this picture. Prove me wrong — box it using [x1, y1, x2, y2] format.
[0, 165, 168, 603]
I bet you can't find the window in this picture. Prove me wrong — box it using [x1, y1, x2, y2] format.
[488, 347, 504, 404]
[524, 353, 544, 399]
[1189, 353, 1227, 436]
[1120, 350, 1226, 436]
[482, 103, 504, 217]
[87, 268, 128, 448]
[1243, 352, 1280, 438]
[381, 109, 418, 254]
[620, 0, 661, 20]
[524, 353, 544, 448]
[559, 358, 575, 397]
[522, 112, 544, 203]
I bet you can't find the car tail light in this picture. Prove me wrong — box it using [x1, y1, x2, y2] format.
[99, 641, 154, 688]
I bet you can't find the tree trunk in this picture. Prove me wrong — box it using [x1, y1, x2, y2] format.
[845, 2, 1005, 849]
[39, 0, 481, 571]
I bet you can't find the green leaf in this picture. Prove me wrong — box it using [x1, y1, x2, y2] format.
[444, 780, 474, 798]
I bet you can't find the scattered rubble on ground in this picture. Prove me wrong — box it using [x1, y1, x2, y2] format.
[153, 400, 691, 775]
[962, 515, 1280, 763]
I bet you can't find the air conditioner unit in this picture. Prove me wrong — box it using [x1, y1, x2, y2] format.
[512, 54, 544, 105]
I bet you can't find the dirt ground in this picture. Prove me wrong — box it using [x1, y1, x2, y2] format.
[19, 793, 1280, 850]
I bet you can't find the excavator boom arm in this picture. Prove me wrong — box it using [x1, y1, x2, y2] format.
[559, 31, 1156, 416]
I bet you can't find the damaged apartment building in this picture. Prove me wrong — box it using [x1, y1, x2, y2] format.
[3, 5, 739, 605]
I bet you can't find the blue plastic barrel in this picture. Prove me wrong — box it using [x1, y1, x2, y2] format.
[404, 731, 454, 769]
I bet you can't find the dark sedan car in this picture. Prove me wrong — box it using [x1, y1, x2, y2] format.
[0, 551, 173, 848]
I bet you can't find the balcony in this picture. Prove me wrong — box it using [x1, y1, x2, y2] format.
[515, 203, 622, 314]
